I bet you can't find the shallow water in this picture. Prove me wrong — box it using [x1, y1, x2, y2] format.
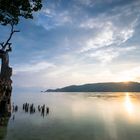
[1, 92, 140, 140]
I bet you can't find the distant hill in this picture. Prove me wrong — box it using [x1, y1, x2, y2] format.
[46, 82, 140, 92]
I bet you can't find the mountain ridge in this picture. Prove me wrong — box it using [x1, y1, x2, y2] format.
[46, 81, 140, 92]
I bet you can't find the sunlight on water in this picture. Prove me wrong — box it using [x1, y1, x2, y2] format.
[124, 93, 133, 114]
[1, 92, 140, 140]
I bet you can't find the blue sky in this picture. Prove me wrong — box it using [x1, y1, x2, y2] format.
[1, 0, 140, 91]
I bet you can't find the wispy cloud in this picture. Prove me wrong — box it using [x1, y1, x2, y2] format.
[36, 7, 72, 30]
[14, 61, 55, 73]
[87, 46, 136, 63]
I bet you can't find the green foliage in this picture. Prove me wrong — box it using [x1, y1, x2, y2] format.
[0, 0, 42, 26]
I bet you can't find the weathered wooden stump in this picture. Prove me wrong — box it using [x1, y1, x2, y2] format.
[0, 49, 12, 117]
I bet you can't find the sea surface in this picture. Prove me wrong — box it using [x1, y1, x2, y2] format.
[1, 92, 140, 140]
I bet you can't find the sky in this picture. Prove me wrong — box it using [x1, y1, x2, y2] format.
[1, 0, 140, 91]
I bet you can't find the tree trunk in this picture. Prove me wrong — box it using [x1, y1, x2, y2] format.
[0, 51, 12, 117]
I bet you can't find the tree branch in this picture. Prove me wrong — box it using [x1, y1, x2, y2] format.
[2, 24, 20, 51]
[0, 42, 4, 49]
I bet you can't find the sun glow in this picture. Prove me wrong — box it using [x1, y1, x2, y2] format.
[118, 77, 134, 82]
[116, 72, 135, 83]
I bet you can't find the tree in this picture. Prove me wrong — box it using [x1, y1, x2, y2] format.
[0, 0, 42, 50]
[0, 0, 42, 116]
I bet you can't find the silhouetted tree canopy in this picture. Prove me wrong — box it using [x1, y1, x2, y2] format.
[0, 0, 42, 51]
[0, 0, 42, 26]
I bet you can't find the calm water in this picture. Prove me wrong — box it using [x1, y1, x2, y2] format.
[1, 92, 140, 140]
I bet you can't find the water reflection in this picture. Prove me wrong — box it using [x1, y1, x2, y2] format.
[0, 116, 10, 139]
[2, 92, 140, 140]
[124, 92, 133, 114]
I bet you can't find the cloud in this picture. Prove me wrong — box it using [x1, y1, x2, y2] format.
[36, 7, 72, 30]
[79, 20, 136, 64]
[76, 1, 140, 65]
[12, 61, 56, 88]
[12, 49, 140, 89]
[13, 61, 55, 73]
[74, 0, 95, 6]
[87, 46, 136, 63]
[80, 22, 114, 52]
[79, 8, 138, 52]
